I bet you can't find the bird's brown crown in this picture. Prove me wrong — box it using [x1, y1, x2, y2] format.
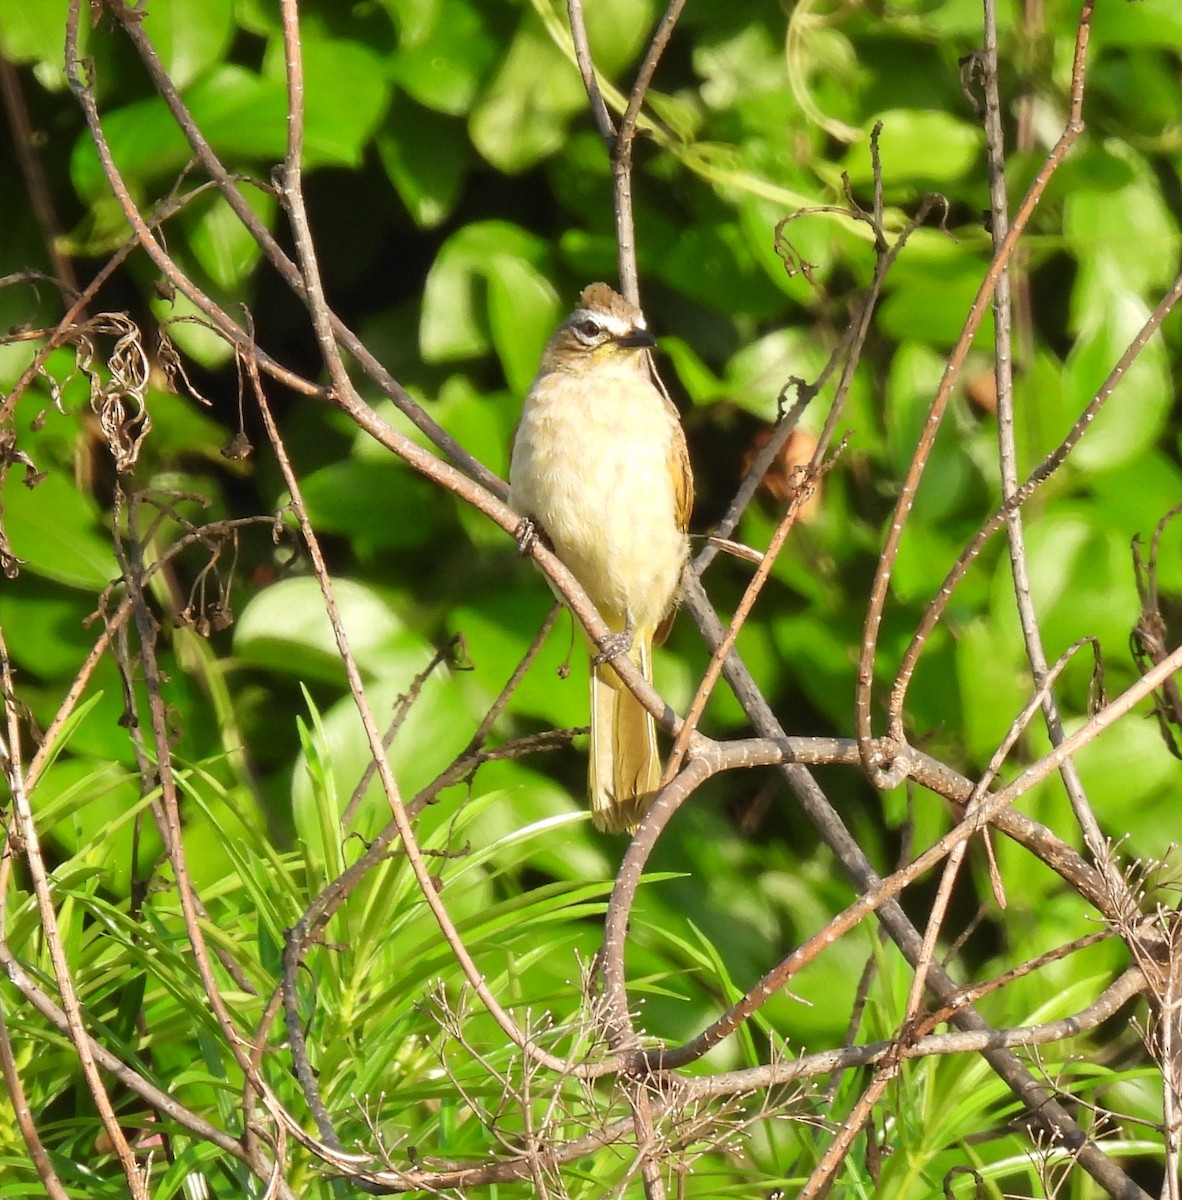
[577, 282, 645, 332]
[538, 282, 652, 370]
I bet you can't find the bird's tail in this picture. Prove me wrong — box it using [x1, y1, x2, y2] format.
[589, 635, 661, 833]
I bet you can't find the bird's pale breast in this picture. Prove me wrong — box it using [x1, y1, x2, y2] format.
[509, 363, 686, 636]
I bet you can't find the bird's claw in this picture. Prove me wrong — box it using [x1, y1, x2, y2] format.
[592, 628, 634, 665]
[514, 516, 539, 557]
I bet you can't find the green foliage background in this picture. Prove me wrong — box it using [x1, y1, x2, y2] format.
[0, 0, 1180, 1196]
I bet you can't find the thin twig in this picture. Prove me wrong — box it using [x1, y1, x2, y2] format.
[334, 966, 1147, 1194]
[0, 60, 81, 301]
[665, 455, 826, 781]
[0, 626, 149, 1197]
[0, 1000, 70, 1199]
[565, 0, 614, 141]
[889, 258, 1182, 757]
[679, 575, 1151, 1200]
[246, 354, 585, 1081]
[567, 0, 687, 302]
[977, 0, 1116, 891]
[899, 637, 1105, 1070]
[277, 0, 354, 408]
[858, 0, 1096, 784]
[101, 0, 506, 497]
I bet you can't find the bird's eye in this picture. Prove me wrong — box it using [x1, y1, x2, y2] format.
[577, 319, 601, 340]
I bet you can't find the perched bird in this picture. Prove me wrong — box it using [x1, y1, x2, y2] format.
[509, 283, 693, 833]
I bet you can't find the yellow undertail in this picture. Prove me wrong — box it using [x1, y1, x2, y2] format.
[588, 636, 660, 834]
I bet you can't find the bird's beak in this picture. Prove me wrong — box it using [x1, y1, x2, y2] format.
[615, 328, 656, 349]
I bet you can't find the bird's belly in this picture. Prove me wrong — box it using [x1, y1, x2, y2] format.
[510, 382, 686, 633]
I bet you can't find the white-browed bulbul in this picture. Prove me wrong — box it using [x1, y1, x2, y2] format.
[509, 283, 693, 833]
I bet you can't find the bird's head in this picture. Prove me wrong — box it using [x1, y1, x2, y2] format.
[541, 282, 655, 373]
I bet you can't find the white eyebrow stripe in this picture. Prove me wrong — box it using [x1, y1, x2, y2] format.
[569, 308, 642, 336]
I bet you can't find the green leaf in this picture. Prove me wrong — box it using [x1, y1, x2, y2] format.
[1065, 146, 1176, 306]
[383, 0, 443, 44]
[878, 242, 993, 349]
[301, 458, 444, 549]
[420, 220, 559, 389]
[783, 3, 862, 140]
[31, 759, 161, 898]
[378, 102, 468, 228]
[140, 0, 235, 91]
[462, 779, 613, 884]
[1091, 52, 1182, 140]
[290, 670, 477, 838]
[884, 339, 943, 468]
[182, 185, 276, 291]
[430, 373, 514, 480]
[1069, 716, 1179, 853]
[580, 0, 655, 77]
[0, 585, 97, 676]
[151, 287, 236, 369]
[1092, 0, 1182, 47]
[154, 1141, 229, 1200]
[267, 34, 391, 167]
[389, 0, 496, 115]
[955, 618, 1031, 764]
[890, 0, 1001, 37]
[352, 376, 512, 489]
[451, 589, 587, 729]
[723, 328, 828, 420]
[990, 508, 1140, 659]
[660, 336, 726, 406]
[1092, 454, 1182, 593]
[883, 340, 987, 529]
[0, 0, 76, 70]
[469, 17, 584, 173]
[658, 220, 785, 317]
[131, 385, 231, 463]
[486, 253, 562, 394]
[175, 764, 301, 934]
[1064, 290, 1171, 473]
[421, 226, 499, 362]
[683, 918, 761, 1067]
[844, 108, 983, 188]
[695, 24, 786, 114]
[739, 191, 841, 304]
[21, 661, 141, 771]
[71, 66, 281, 201]
[295, 686, 347, 885]
[890, 519, 970, 603]
[1, 469, 116, 589]
[234, 575, 432, 684]
[72, 42, 388, 202]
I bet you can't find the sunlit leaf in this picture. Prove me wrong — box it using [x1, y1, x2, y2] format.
[182, 186, 276, 291]
[420, 220, 559, 389]
[1065, 290, 1171, 473]
[469, 17, 584, 173]
[234, 576, 433, 684]
[1, 470, 115, 589]
[389, 0, 496, 115]
[844, 108, 983, 187]
[378, 103, 468, 228]
[140, 0, 235, 91]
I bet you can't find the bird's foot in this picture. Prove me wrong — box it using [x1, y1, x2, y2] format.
[514, 516, 544, 557]
[592, 626, 634, 665]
